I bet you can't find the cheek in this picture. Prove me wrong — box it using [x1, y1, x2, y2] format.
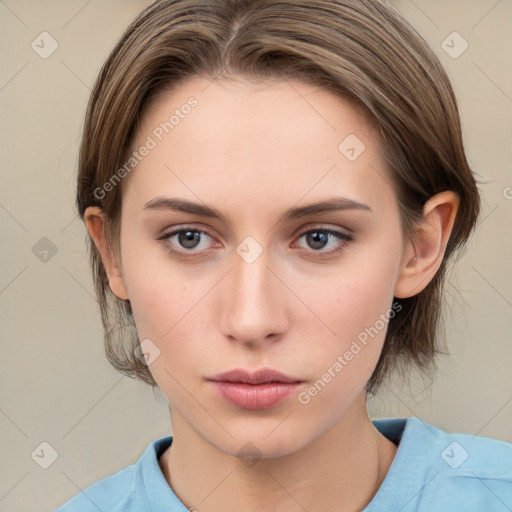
[300, 247, 401, 393]
[119, 228, 192, 337]
[330, 265, 397, 337]
[309, 239, 400, 340]
[122, 249, 213, 380]
[126, 275, 207, 402]
[127, 274, 201, 349]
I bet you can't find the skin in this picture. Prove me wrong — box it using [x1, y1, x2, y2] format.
[85, 76, 459, 511]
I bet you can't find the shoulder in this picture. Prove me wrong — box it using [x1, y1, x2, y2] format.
[370, 416, 512, 511]
[419, 419, 512, 509]
[54, 436, 174, 512]
[406, 416, 512, 478]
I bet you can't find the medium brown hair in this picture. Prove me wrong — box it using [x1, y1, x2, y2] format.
[76, 0, 480, 395]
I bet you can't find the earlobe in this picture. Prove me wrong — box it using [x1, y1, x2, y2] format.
[84, 207, 129, 301]
[394, 191, 459, 298]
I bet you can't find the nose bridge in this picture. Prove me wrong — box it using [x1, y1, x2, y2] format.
[220, 242, 287, 344]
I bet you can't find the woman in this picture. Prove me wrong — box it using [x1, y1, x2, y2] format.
[56, 0, 512, 510]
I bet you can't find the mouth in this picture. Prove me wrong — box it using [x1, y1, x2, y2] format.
[207, 367, 303, 385]
[205, 368, 304, 410]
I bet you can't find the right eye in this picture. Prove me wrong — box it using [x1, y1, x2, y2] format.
[157, 227, 218, 256]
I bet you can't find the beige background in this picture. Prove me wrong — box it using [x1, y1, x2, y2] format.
[0, 1, 510, 510]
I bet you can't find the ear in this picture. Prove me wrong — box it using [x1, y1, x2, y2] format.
[394, 191, 459, 298]
[84, 206, 129, 301]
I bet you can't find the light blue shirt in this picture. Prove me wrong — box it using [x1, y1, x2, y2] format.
[55, 416, 512, 511]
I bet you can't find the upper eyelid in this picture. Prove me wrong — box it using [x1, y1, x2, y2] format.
[158, 226, 212, 241]
[159, 224, 352, 237]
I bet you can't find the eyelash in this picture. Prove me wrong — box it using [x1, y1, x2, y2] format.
[156, 226, 354, 259]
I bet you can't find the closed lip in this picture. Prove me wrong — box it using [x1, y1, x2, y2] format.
[205, 367, 303, 385]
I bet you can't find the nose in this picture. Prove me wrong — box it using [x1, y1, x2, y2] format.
[219, 247, 290, 346]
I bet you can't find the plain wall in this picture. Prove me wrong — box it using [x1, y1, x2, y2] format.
[0, 1, 510, 510]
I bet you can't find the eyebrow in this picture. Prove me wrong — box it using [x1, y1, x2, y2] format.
[142, 196, 372, 223]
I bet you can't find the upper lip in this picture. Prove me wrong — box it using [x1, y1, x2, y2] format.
[206, 368, 303, 385]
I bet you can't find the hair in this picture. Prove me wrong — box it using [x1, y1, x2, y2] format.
[76, 0, 480, 395]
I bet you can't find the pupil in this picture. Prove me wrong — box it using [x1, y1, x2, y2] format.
[308, 231, 327, 250]
[179, 231, 200, 249]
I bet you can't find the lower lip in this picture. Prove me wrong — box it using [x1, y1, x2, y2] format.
[209, 381, 302, 409]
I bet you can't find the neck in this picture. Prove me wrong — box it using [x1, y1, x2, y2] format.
[160, 394, 397, 512]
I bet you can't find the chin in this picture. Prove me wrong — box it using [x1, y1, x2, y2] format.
[201, 415, 324, 462]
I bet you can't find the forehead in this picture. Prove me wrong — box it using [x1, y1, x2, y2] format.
[125, 75, 395, 218]
[138, 75, 376, 150]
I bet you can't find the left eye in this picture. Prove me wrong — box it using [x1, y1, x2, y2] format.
[294, 229, 353, 256]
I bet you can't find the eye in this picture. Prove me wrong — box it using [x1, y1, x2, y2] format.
[294, 228, 353, 257]
[157, 227, 216, 256]
[156, 226, 353, 259]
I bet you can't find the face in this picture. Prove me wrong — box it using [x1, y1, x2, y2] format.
[110, 76, 407, 457]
